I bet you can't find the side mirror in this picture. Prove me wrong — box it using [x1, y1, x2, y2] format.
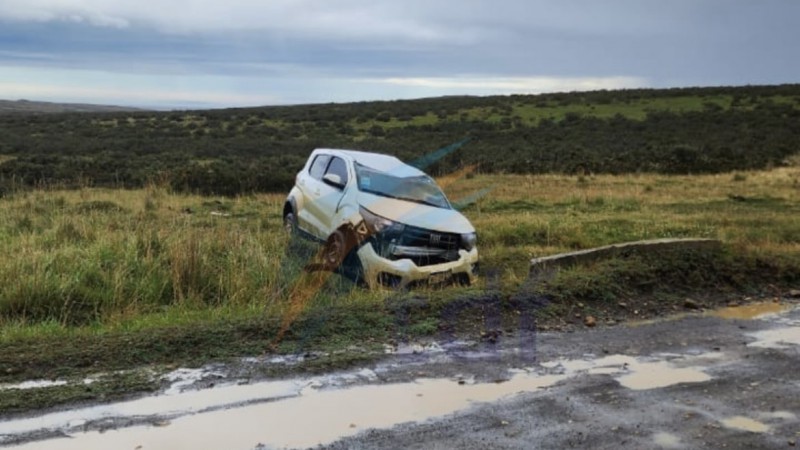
[322, 173, 345, 189]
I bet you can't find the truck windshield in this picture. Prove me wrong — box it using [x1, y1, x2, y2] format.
[354, 163, 451, 209]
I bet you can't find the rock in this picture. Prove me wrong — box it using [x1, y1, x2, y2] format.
[500, 420, 510, 426]
[617, 302, 627, 308]
[789, 440, 796, 447]
[788, 289, 800, 298]
[684, 299, 700, 309]
[584, 316, 597, 327]
[482, 329, 501, 344]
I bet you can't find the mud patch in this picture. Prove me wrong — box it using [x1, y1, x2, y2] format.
[6, 372, 567, 450]
[542, 353, 714, 391]
[0, 379, 301, 439]
[653, 431, 682, 448]
[616, 360, 710, 390]
[712, 302, 789, 320]
[721, 416, 770, 433]
[162, 367, 226, 394]
[9, 351, 718, 449]
[747, 326, 800, 348]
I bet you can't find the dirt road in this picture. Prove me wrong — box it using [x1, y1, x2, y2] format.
[2, 302, 799, 449]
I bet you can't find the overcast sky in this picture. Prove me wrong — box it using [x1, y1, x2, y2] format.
[0, 0, 798, 109]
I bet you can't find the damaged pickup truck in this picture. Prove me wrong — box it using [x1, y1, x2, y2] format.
[284, 148, 478, 288]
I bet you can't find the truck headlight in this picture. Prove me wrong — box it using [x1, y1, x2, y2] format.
[461, 232, 477, 251]
[359, 206, 404, 235]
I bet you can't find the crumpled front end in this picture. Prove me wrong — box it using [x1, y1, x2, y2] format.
[356, 223, 479, 288]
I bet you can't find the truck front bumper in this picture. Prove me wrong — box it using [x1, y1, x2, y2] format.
[357, 242, 479, 289]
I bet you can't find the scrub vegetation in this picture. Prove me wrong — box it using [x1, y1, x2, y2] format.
[1, 85, 799, 413]
[1, 84, 800, 196]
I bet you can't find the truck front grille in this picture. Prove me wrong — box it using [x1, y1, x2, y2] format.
[371, 225, 461, 267]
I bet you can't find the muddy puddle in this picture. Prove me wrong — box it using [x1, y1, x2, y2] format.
[721, 416, 770, 433]
[712, 301, 790, 320]
[0, 376, 303, 438]
[747, 325, 800, 348]
[652, 431, 682, 448]
[628, 301, 795, 328]
[2, 350, 722, 450]
[8, 307, 800, 450]
[6, 373, 565, 450]
[707, 302, 800, 348]
[542, 353, 715, 390]
[615, 360, 711, 390]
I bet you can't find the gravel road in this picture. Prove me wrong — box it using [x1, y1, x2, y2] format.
[2, 301, 799, 450]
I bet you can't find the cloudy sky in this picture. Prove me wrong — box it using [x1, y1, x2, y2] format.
[0, 0, 798, 109]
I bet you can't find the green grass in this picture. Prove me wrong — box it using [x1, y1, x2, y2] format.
[0, 168, 797, 330]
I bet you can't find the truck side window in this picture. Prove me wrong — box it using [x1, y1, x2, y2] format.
[325, 157, 349, 186]
[308, 155, 331, 180]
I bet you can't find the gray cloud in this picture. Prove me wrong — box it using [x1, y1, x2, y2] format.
[0, 0, 797, 107]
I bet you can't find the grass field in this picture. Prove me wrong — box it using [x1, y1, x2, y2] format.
[1, 166, 799, 412]
[2, 166, 799, 332]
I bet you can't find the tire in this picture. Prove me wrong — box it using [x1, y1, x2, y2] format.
[324, 230, 346, 269]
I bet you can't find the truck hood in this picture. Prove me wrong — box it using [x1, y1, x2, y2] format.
[358, 192, 475, 234]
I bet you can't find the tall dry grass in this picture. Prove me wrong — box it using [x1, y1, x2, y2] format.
[0, 166, 798, 330]
[443, 167, 800, 283]
[0, 187, 304, 327]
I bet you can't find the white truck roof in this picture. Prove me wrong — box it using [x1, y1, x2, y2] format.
[314, 148, 426, 178]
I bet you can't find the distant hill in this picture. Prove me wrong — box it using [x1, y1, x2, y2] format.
[0, 99, 144, 114]
[0, 84, 799, 195]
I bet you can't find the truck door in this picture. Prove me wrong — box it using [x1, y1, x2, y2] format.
[297, 154, 330, 237]
[315, 156, 351, 236]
